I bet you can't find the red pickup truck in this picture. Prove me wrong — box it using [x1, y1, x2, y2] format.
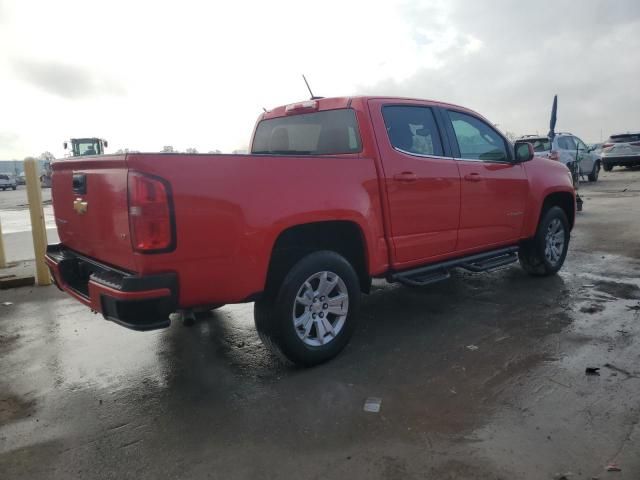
[46, 96, 575, 365]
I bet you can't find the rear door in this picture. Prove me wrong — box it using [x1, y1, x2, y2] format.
[556, 135, 577, 167]
[442, 109, 529, 251]
[368, 99, 461, 267]
[51, 156, 137, 271]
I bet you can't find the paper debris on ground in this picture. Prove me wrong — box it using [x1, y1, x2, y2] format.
[363, 397, 382, 413]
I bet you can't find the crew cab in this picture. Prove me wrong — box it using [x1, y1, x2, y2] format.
[46, 96, 576, 366]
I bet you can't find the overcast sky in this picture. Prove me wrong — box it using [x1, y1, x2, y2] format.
[1, 0, 639, 158]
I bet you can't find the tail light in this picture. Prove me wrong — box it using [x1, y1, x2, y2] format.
[285, 100, 318, 115]
[128, 172, 175, 253]
[602, 143, 614, 149]
[549, 150, 559, 161]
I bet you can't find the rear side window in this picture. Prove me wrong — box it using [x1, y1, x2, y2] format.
[381, 106, 444, 156]
[557, 136, 577, 150]
[0, 175, 8, 180]
[251, 109, 361, 155]
[608, 134, 640, 143]
[448, 111, 509, 162]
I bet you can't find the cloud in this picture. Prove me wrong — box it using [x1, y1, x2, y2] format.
[359, 0, 640, 141]
[11, 58, 125, 99]
[0, 132, 19, 150]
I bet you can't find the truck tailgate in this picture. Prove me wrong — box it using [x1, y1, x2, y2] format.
[51, 156, 137, 272]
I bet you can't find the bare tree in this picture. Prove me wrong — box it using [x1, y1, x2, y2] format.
[504, 131, 519, 142]
[208, 149, 222, 154]
[185, 147, 198, 154]
[161, 146, 175, 153]
[39, 151, 55, 162]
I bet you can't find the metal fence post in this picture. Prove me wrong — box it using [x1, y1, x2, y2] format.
[0, 217, 6, 268]
[24, 157, 51, 286]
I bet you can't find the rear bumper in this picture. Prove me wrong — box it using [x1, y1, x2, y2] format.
[45, 244, 178, 331]
[601, 155, 640, 166]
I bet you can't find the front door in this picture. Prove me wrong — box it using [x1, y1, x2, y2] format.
[369, 100, 461, 268]
[444, 109, 529, 252]
[574, 136, 594, 175]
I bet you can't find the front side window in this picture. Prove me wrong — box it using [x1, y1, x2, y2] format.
[251, 109, 361, 155]
[381, 105, 444, 156]
[448, 111, 508, 162]
[575, 137, 588, 150]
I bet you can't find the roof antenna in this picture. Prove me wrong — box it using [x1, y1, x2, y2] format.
[302, 74, 323, 100]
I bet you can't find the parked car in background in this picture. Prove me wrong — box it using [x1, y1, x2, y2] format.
[517, 132, 601, 181]
[601, 132, 640, 171]
[16, 172, 26, 185]
[0, 174, 17, 190]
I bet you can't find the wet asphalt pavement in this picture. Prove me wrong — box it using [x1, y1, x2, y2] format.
[1, 169, 640, 479]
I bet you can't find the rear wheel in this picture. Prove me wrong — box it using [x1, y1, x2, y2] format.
[588, 161, 600, 182]
[602, 162, 613, 172]
[519, 206, 570, 276]
[254, 251, 360, 366]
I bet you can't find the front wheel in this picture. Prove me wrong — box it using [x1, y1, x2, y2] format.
[254, 251, 360, 366]
[519, 206, 570, 276]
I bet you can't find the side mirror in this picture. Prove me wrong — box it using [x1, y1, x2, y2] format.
[63, 142, 68, 149]
[103, 140, 108, 148]
[514, 141, 534, 163]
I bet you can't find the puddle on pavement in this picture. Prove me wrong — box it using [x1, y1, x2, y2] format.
[0, 393, 35, 425]
[593, 280, 640, 300]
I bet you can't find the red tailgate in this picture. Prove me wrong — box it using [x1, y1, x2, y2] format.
[51, 155, 137, 272]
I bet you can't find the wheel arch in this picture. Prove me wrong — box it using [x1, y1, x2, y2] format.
[265, 220, 371, 295]
[540, 191, 575, 230]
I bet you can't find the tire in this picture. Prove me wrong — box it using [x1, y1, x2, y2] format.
[602, 162, 613, 172]
[519, 206, 570, 277]
[254, 250, 360, 367]
[11, 186, 16, 190]
[588, 162, 600, 182]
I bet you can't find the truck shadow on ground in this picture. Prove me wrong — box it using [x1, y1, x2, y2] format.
[155, 265, 571, 436]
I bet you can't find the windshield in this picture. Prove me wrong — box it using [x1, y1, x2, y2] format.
[252, 109, 362, 155]
[73, 139, 101, 156]
[522, 137, 551, 152]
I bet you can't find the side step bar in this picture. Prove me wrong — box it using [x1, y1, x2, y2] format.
[390, 246, 519, 287]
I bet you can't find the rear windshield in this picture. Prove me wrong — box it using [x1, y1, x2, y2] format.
[252, 109, 362, 155]
[522, 137, 551, 152]
[608, 134, 640, 143]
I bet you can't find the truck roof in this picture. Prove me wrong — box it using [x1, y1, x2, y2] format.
[261, 96, 483, 121]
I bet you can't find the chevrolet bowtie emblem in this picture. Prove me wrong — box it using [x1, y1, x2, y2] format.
[73, 198, 88, 215]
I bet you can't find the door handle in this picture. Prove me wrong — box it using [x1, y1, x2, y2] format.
[393, 172, 417, 182]
[464, 172, 482, 182]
